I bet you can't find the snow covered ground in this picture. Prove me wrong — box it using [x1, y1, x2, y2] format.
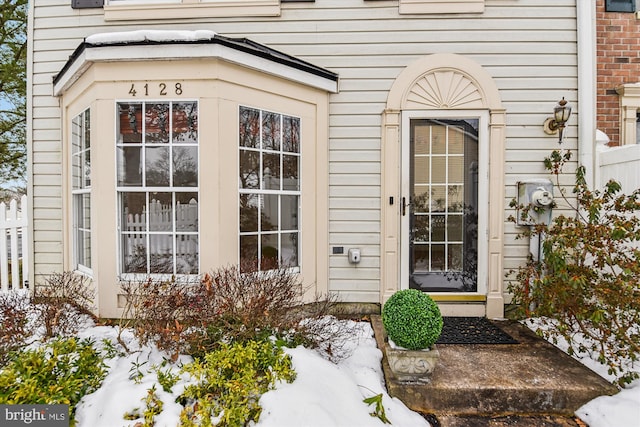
[70, 317, 640, 427]
[74, 320, 430, 427]
[2, 305, 638, 426]
[524, 319, 640, 427]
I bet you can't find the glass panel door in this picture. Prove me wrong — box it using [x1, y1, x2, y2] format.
[409, 118, 479, 292]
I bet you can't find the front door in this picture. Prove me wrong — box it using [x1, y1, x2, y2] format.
[401, 114, 484, 293]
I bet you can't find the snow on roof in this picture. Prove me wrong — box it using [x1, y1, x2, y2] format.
[85, 30, 217, 45]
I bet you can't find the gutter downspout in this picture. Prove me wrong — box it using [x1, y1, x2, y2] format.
[26, 0, 35, 293]
[577, 0, 597, 187]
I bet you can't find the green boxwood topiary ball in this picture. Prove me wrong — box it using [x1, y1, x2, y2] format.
[382, 289, 443, 350]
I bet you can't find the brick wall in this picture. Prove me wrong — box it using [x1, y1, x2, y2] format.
[596, 1, 640, 146]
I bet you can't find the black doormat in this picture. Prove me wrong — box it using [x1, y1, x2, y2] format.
[436, 317, 518, 345]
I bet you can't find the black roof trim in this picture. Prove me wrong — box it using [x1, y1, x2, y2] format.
[53, 34, 338, 87]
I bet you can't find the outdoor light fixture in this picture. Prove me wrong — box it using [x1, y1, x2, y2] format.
[543, 97, 572, 144]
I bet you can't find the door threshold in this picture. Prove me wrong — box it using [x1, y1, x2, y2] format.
[429, 294, 487, 303]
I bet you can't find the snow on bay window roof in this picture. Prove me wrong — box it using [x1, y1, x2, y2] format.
[53, 30, 339, 95]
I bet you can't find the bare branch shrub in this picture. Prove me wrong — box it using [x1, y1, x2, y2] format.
[0, 291, 35, 365]
[34, 272, 98, 338]
[508, 149, 640, 386]
[121, 261, 344, 359]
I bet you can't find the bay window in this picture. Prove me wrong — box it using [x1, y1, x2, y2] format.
[71, 109, 92, 272]
[116, 101, 199, 275]
[239, 106, 300, 271]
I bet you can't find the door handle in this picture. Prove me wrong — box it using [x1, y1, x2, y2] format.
[402, 197, 412, 216]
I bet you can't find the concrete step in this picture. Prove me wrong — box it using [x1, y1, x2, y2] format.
[431, 414, 588, 427]
[371, 316, 618, 417]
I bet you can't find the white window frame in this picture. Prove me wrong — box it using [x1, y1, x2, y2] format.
[116, 100, 200, 280]
[616, 83, 640, 146]
[238, 105, 301, 272]
[103, 0, 280, 21]
[71, 108, 92, 275]
[399, 0, 484, 15]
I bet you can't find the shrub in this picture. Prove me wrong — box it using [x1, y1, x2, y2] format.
[123, 385, 164, 427]
[508, 149, 640, 386]
[0, 337, 108, 421]
[382, 289, 443, 350]
[178, 339, 296, 427]
[0, 291, 35, 366]
[121, 262, 341, 359]
[34, 271, 98, 338]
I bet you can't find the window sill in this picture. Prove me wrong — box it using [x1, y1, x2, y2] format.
[104, 0, 280, 21]
[399, 0, 484, 15]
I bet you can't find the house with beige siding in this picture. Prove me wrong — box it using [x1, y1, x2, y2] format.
[26, 0, 596, 319]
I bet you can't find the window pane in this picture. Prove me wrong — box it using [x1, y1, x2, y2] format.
[80, 193, 91, 230]
[145, 146, 170, 186]
[176, 235, 198, 274]
[261, 234, 279, 265]
[84, 150, 91, 188]
[282, 155, 299, 191]
[149, 234, 173, 274]
[240, 235, 259, 271]
[448, 156, 463, 183]
[414, 156, 430, 185]
[240, 194, 259, 233]
[72, 153, 81, 191]
[239, 150, 259, 189]
[431, 186, 446, 211]
[431, 126, 446, 154]
[448, 185, 463, 212]
[432, 214, 445, 242]
[122, 236, 147, 274]
[261, 194, 279, 231]
[117, 147, 142, 186]
[173, 146, 198, 187]
[239, 107, 260, 148]
[74, 193, 91, 269]
[281, 232, 298, 267]
[176, 193, 198, 232]
[72, 113, 84, 190]
[81, 231, 91, 269]
[413, 124, 431, 155]
[412, 244, 429, 272]
[173, 102, 198, 144]
[145, 103, 170, 144]
[431, 244, 445, 271]
[121, 192, 146, 232]
[283, 116, 300, 153]
[263, 153, 280, 190]
[413, 214, 429, 243]
[448, 215, 463, 241]
[262, 112, 281, 151]
[431, 157, 446, 184]
[118, 103, 142, 143]
[149, 192, 172, 232]
[281, 195, 298, 231]
[448, 244, 463, 271]
[84, 109, 91, 149]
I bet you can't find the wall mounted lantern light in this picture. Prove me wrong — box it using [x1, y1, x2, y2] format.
[543, 97, 572, 144]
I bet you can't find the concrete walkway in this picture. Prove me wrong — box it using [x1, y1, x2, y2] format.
[370, 316, 618, 426]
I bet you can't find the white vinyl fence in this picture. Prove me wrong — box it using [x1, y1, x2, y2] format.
[0, 195, 29, 292]
[596, 143, 640, 193]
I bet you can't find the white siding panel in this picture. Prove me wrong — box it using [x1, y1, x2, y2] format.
[30, 0, 579, 300]
[330, 209, 380, 222]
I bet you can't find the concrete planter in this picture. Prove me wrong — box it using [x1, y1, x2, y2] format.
[385, 342, 439, 383]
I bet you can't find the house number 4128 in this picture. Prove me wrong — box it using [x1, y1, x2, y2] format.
[128, 82, 183, 97]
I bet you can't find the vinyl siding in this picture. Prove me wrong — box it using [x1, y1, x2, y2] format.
[28, 0, 579, 301]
